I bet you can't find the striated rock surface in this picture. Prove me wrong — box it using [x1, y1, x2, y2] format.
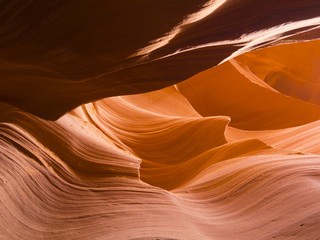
[1, 1, 320, 240]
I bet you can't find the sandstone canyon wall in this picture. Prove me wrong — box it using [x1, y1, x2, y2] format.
[1, 1, 320, 239]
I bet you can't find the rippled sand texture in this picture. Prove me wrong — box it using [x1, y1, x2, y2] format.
[1, 1, 320, 240]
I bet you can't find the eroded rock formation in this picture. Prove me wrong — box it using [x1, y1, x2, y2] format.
[1, 1, 320, 239]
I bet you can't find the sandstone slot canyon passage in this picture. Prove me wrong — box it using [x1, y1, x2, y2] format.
[1, 1, 320, 240]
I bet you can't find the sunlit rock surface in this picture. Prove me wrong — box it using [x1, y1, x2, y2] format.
[1, 1, 320, 239]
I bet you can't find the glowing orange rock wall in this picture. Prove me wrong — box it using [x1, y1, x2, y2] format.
[1, 1, 320, 240]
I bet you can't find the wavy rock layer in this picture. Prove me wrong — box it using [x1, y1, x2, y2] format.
[1, 2, 320, 240]
[2, 51, 320, 238]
